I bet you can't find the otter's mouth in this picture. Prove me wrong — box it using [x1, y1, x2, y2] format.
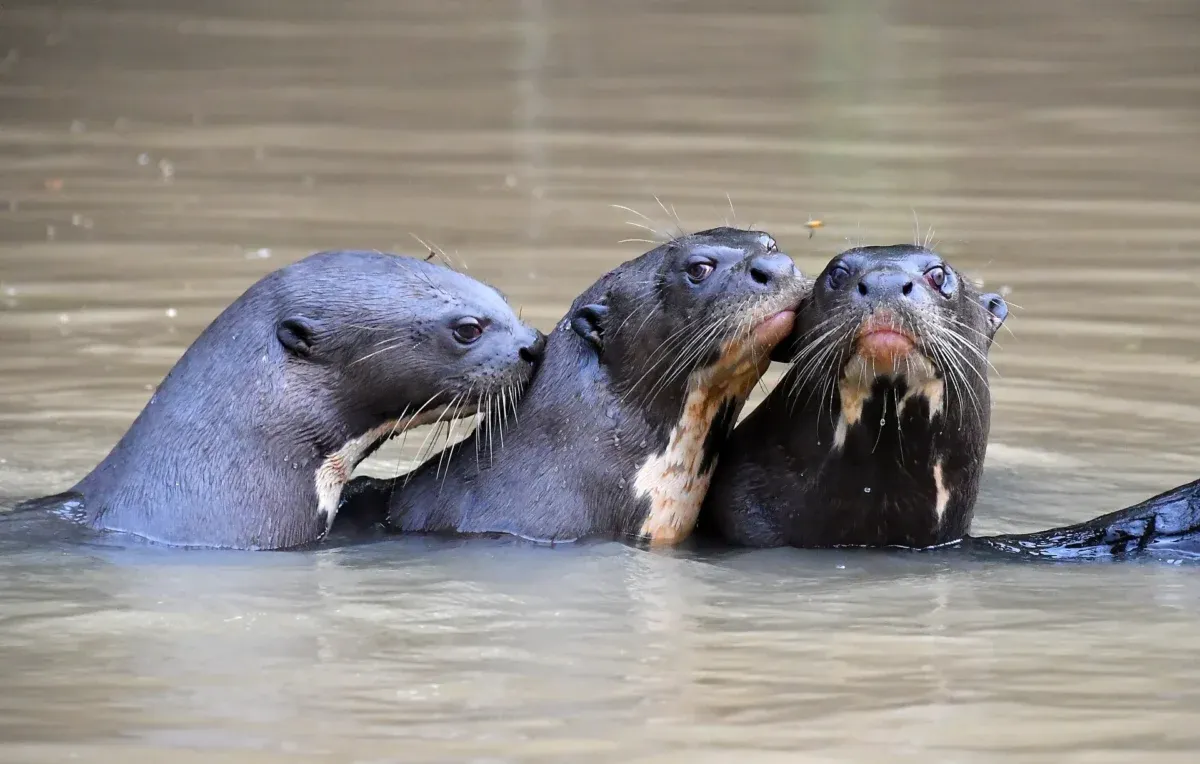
[851, 311, 927, 373]
[751, 309, 797, 349]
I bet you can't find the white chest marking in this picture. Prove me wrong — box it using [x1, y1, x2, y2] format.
[313, 403, 469, 535]
[932, 459, 950, 522]
[634, 337, 770, 546]
[832, 352, 943, 451]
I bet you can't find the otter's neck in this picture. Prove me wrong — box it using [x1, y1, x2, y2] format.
[72, 314, 384, 549]
[777, 362, 988, 548]
[632, 335, 772, 546]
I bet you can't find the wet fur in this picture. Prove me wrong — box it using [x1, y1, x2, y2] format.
[964, 478, 1200, 560]
[16, 250, 540, 550]
[338, 228, 809, 544]
[701, 245, 1007, 549]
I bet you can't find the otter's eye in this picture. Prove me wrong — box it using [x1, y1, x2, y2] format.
[685, 260, 715, 284]
[925, 265, 950, 294]
[827, 264, 851, 290]
[452, 317, 484, 344]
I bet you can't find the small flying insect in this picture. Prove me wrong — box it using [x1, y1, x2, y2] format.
[804, 216, 824, 238]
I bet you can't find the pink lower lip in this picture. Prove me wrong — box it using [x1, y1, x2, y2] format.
[753, 310, 796, 346]
[857, 328, 916, 361]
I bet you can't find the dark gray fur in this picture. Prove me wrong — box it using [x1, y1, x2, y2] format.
[700, 245, 1007, 548]
[338, 227, 807, 543]
[17, 250, 542, 550]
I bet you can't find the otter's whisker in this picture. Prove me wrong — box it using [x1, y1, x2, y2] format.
[403, 394, 461, 489]
[388, 391, 444, 497]
[496, 385, 508, 450]
[639, 312, 729, 404]
[611, 203, 654, 224]
[653, 195, 687, 239]
[925, 326, 984, 423]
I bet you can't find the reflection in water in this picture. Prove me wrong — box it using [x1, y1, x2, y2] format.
[1, 0, 1199, 760]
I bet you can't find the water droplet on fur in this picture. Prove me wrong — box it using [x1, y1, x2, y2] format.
[639, 440, 647, 449]
[863, 487, 871, 494]
[594, 436, 599, 443]
[291, 462, 299, 470]
[618, 478, 626, 488]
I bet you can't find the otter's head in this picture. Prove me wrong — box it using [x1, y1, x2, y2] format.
[771, 244, 1009, 546]
[274, 252, 543, 433]
[568, 227, 808, 414]
[564, 227, 810, 545]
[788, 245, 1006, 440]
[269, 251, 543, 529]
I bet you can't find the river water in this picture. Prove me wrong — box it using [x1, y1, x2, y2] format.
[1, 0, 1199, 761]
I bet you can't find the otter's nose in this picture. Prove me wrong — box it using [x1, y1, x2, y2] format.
[519, 330, 546, 363]
[748, 252, 797, 286]
[854, 270, 917, 302]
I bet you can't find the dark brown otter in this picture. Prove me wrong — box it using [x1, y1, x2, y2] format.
[699, 243, 1200, 561]
[700, 244, 1007, 548]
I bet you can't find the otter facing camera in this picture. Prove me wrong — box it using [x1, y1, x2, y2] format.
[570, 303, 608, 351]
[276, 315, 319, 357]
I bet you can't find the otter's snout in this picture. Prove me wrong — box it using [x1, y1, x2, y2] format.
[852, 269, 928, 306]
[519, 330, 547, 364]
[747, 253, 798, 287]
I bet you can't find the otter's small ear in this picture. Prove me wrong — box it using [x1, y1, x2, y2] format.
[277, 316, 319, 357]
[979, 293, 1008, 340]
[570, 303, 608, 352]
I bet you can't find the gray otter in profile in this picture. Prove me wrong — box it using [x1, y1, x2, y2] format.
[19, 250, 544, 550]
[700, 244, 1008, 548]
[700, 244, 1200, 560]
[338, 227, 808, 544]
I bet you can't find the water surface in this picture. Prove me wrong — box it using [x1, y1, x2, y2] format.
[2, 1, 1199, 761]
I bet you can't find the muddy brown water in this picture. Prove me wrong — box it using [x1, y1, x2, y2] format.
[2, 1, 1199, 762]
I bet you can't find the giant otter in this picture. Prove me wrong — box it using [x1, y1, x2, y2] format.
[700, 244, 1200, 560]
[16, 250, 544, 550]
[701, 244, 1008, 548]
[338, 227, 809, 544]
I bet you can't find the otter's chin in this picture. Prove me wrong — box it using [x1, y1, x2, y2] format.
[751, 310, 796, 349]
[855, 330, 917, 371]
[851, 313, 924, 375]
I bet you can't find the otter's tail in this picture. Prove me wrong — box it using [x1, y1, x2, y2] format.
[965, 478, 1200, 561]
